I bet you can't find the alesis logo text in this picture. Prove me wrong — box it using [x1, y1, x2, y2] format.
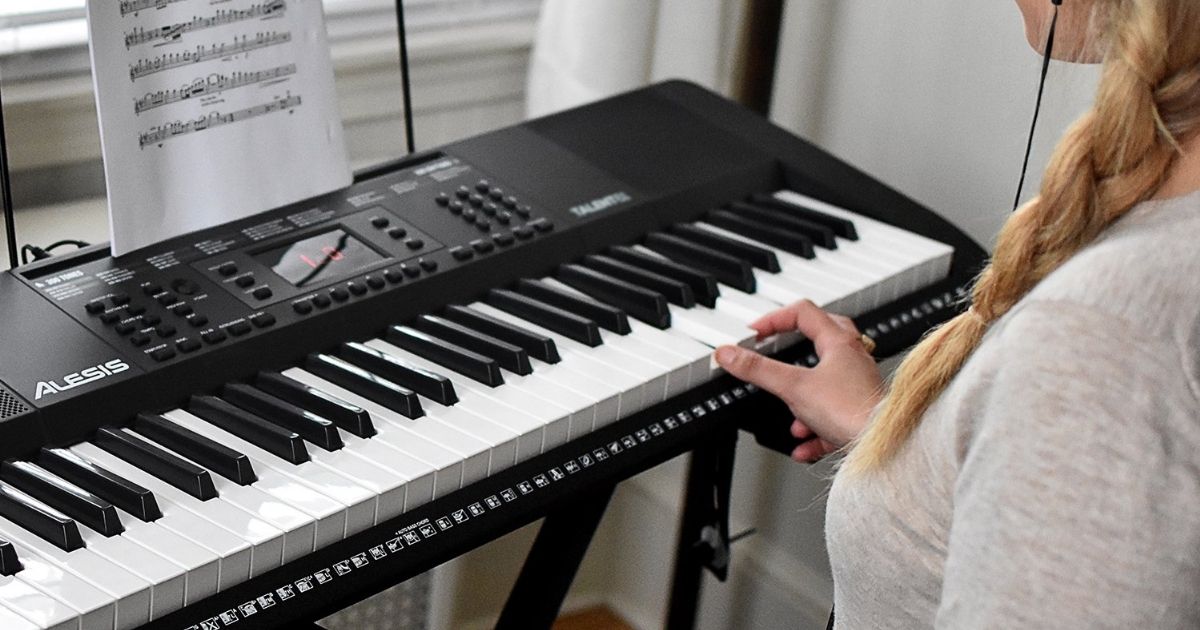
[35, 359, 130, 400]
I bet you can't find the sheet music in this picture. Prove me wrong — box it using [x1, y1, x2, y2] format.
[87, 0, 352, 256]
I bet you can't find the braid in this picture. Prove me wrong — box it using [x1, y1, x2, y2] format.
[846, 0, 1200, 473]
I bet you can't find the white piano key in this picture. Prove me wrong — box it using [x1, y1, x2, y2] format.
[0, 572, 88, 630]
[75, 525, 185, 621]
[164, 410, 384, 534]
[68, 445, 261, 586]
[0, 524, 117, 630]
[112, 514, 220, 605]
[0, 602, 40, 630]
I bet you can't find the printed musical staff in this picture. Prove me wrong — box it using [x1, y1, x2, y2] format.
[119, 0, 187, 17]
[129, 31, 292, 82]
[138, 93, 302, 148]
[125, 1, 287, 48]
[133, 64, 297, 114]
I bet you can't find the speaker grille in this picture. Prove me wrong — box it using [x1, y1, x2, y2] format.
[0, 385, 31, 420]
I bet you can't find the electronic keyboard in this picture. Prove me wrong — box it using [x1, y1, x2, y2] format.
[0, 81, 985, 630]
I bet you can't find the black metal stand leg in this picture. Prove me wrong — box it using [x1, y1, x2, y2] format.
[666, 428, 738, 630]
[495, 484, 616, 630]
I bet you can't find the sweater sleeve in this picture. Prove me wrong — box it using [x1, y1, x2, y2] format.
[932, 300, 1200, 629]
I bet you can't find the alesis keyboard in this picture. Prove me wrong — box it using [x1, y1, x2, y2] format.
[0, 81, 984, 630]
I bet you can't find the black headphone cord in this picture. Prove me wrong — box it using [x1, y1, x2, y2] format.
[1013, 0, 1062, 211]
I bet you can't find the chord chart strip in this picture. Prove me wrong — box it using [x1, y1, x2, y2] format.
[134, 64, 297, 114]
[129, 31, 292, 82]
[124, 0, 287, 48]
[139, 93, 302, 148]
[119, 0, 187, 16]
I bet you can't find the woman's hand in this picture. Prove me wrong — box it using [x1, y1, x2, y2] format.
[714, 300, 884, 463]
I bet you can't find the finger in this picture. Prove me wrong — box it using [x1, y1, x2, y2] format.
[752, 300, 850, 355]
[791, 419, 813, 439]
[714, 345, 805, 400]
[749, 299, 820, 337]
[829, 314, 859, 335]
[791, 439, 827, 463]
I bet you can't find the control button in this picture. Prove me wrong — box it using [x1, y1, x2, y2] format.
[387, 227, 408, 240]
[435, 193, 450, 206]
[475, 179, 491, 193]
[312, 294, 332, 308]
[251, 313, 276, 328]
[494, 232, 515, 247]
[130, 333, 151, 347]
[85, 301, 105, 315]
[348, 282, 367, 296]
[100, 311, 121, 324]
[155, 324, 177, 338]
[448, 200, 464, 215]
[125, 303, 147, 316]
[142, 283, 162, 296]
[462, 208, 477, 221]
[293, 301, 313, 315]
[482, 202, 498, 217]
[371, 216, 390, 229]
[111, 292, 131, 306]
[530, 218, 554, 233]
[228, 321, 252, 336]
[173, 303, 194, 316]
[419, 258, 438, 272]
[488, 188, 504, 201]
[471, 239, 495, 254]
[366, 275, 385, 290]
[202, 330, 227, 344]
[496, 211, 512, 225]
[115, 322, 136, 335]
[468, 193, 484, 207]
[514, 226, 535, 240]
[516, 205, 533, 218]
[157, 293, 178, 306]
[234, 275, 255, 288]
[150, 347, 176, 362]
[172, 278, 200, 295]
[252, 286, 273, 300]
[450, 246, 474, 261]
[401, 263, 420, 278]
[142, 314, 162, 326]
[187, 314, 209, 327]
[455, 185, 471, 199]
[475, 218, 491, 231]
[502, 195, 518, 209]
[330, 287, 350, 302]
[405, 238, 424, 250]
[176, 338, 202, 353]
[217, 262, 238, 277]
[384, 269, 405, 284]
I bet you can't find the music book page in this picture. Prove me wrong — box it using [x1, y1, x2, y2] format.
[86, 0, 352, 256]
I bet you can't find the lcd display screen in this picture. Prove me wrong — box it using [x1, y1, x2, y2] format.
[253, 229, 383, 288]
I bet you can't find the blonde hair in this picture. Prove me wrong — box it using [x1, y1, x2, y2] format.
[846, 0, 1200, 473]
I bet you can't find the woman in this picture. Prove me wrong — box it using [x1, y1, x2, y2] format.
[714, 1, 1200, 627]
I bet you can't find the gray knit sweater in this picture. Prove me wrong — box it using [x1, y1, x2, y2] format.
[826, 191, 1200, 629]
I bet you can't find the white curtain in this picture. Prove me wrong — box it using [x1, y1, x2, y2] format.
[526, 0, 745, 118]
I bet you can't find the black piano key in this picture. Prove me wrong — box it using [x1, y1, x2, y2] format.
[580, 254, 696, 308]
[747, 193, 859, 240]
[94, 427, 219, 501]
[38, 448, 162, 522]
[486, 289, 603, 347]
[256, 371, 377, 438]
[413, 315, 533, 376]
[304, 354, 425, 418]
[668, 224, 782, 271]
[223, 384, 345, 451]
[642, 233, 757, 293]
[339, 342, 459, 405]
[514, 278, 630, 334]
[0, 461, 124, 537]
[725, 202, 835, 249]
[0, 539, 20, 575]
[190, 395, 312, 464]
[0, 480, 85, 552]
[133, 414, 258, 485]
[442, 305, 561, 364]
[708, 208, 819, 258]
[385, 326, 504, 387]
[557, 264, 672, 329]
[607, 245, 721, 308]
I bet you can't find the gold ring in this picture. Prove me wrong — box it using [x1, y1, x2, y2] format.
[859, 333, 876, 355]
